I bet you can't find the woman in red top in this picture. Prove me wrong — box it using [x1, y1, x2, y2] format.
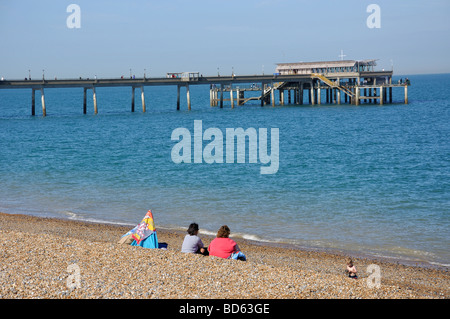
[208, 225, 240, 259]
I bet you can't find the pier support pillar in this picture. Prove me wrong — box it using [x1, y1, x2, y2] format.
[337, 89, 341, 105]
[177, 85, 181, 110]
[317, 87, 321, 105]
[260, 83, 264, 107]
[404, 85, 408, 104]
[236, 89, 240, 106]
[380, 86, 384, 105]
[355, 87, 360, 106]
[186, 84, 191, 110]
[288, 90, 291, 104]
[141, 86, 146, 112]
[230, 88, 234, 109]
[40, 88, 46, 117]
[310, 87, 315, 105]
[216, 89, 219, 107]
[389, 87, 392, 103]
[83, 88, 87, 114]
[280, 90, 284, 105]
[131, 87, 135, 112]
[300, 84, 304, 105]
[209, 89, 212, 106]
[271, 87, 275, 106]
[31, 89, 36, 116]
[93, 87, 97, 114]
[220, 84, 224, 108]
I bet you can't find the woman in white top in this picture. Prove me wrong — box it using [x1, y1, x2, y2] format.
[181, 223, 208, 255]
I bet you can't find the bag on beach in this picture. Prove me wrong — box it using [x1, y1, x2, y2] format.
[119, 210, 159, 249]
[229, 251, 246, 261]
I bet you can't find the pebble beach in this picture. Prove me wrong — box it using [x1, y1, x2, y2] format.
[0, 212, 448, 299]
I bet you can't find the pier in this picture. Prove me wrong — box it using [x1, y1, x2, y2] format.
[0, 59, 409, 116]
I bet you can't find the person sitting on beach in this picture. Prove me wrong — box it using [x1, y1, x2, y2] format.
[346, 258, 358, 279]
[208, 225, 246, 261]
[181, 223, 208, 256]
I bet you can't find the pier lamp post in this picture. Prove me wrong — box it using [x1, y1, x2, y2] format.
[42, 69, 45, 80]
[130, 69, 132, 79]
[28, 69, 31, 80]
[144, 69, 146, 80]
[217, 67, 220, 77]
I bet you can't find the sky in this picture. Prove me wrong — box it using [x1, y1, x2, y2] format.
[0, 0, 449, 79]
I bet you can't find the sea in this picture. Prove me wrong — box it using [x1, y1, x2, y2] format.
[0, 73, 449, 268]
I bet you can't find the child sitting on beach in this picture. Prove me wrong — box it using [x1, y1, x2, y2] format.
[181, 223, 208, 256]
[346, 258, 358, 279]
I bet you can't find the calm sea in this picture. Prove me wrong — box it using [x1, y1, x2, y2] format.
[0, 74, 449, 267]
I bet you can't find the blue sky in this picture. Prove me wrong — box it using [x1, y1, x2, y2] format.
[1, 0, 449, 79]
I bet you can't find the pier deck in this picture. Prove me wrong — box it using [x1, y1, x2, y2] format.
[0, 70, 409, 116]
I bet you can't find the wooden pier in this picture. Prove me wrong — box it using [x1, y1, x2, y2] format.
[0, 60, 409, 116]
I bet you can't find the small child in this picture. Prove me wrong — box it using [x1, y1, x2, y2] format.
[346, 258, 358, 279]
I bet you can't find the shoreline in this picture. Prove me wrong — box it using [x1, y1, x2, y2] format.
[4, 209, 447, 271]
[0, 211, 449, 299]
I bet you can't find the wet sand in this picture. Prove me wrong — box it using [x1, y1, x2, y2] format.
[0, 212, 448, 299]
